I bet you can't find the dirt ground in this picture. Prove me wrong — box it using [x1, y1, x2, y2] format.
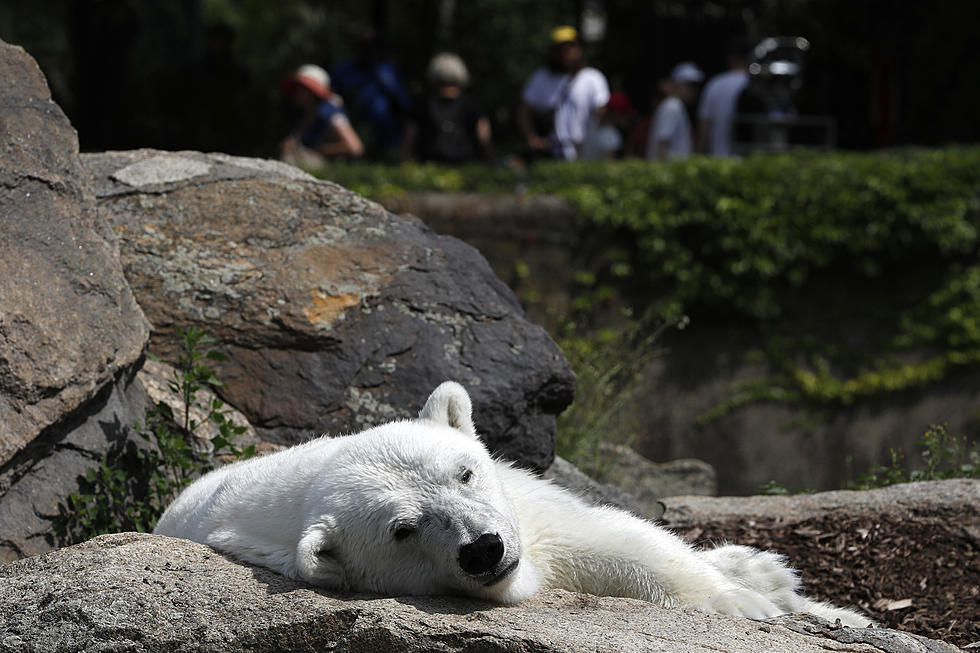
[683, 514, 979, 647]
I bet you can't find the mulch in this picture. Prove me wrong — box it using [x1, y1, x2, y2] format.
[680, 514, 980, 648]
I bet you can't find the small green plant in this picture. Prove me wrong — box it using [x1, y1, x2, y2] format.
[847, 424, 978, 490]
[556, 312, 686, 477]
[758, 424, 979, 494]
[755, 480, 818, 495]
[52, 326, 254, 543]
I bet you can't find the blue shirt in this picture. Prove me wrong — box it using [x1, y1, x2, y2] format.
[298, 99, 348, 149]
[331, 59, 410, 152]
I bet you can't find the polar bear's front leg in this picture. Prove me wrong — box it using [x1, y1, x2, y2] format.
[502, 464, 790, 618]
[517, 496, 785, 618]
[593, 511, 786, 619]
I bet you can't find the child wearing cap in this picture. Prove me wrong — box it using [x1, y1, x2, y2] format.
[646, 61, 705, 161]
[279, 64, 364, 167]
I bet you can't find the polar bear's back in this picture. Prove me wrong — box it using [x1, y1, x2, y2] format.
[153, 435, 340, 543]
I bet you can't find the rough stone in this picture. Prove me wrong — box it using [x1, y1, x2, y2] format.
[0, 39, 150, 561]
[383, 191, 581, 327]
[543, 455, 650, 519]
[0, 532, 958, 653]
[580, 443, 717, 515]
[661, 478, 980, 528]
[0, 39, 149, 462]
[84, 150, 575, 469]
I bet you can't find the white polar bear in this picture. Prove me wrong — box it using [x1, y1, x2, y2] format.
[154, 382, 870, 626]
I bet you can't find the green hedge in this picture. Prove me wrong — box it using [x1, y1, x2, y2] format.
[316, 148, 980, 409]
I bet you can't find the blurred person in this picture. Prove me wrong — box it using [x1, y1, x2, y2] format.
[331, 26, 412, 160]
[517, 25, 610, 160]
[582, 90, 634, 160]
[646, 62, 704, 161]
[698, 39, 750, 156]
[279, 64, 364, 167]
[406, 52, 491, 164]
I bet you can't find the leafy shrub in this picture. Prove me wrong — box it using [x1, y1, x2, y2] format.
[52, 327, 254, 543]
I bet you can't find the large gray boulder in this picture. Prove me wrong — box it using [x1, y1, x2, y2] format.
[0, 40, 150, 561]
[83, 150, 574, 469]
[0, 532, 958, 653]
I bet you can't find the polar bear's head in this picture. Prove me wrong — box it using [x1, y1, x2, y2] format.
[296, 382, 541, 604]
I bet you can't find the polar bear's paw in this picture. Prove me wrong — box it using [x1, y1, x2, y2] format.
[696, 584, 784, 620]
[699, 544, 804, 613]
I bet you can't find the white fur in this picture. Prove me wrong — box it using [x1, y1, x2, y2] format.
[155, 381, 871, 626]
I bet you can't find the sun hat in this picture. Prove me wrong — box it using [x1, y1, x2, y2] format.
[670, 61, 705, 84]
[551, 25, 578, 44]
[426, 52, 469, 87]
[282, 64, 330, 99]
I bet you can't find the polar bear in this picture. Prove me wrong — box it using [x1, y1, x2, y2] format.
[154, 381, 870, 626]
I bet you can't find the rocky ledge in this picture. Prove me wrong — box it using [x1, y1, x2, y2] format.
[0, 531, 960, 653]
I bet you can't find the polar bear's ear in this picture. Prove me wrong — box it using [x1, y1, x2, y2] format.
[419, 381, 478, 438]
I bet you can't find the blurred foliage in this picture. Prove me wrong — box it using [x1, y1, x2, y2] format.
[317, 147, 980, 416]
[554, 313, 687, 474]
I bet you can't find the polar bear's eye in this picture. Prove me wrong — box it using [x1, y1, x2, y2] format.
[458, 468, 473, 484]
[393, 525, 416, 541]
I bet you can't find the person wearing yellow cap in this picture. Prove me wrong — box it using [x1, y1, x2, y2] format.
[279, 63, 364, 167]
[517, 25, 610, 161]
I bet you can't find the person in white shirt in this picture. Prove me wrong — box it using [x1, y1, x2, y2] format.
[697, 41, 750, 156]
[518, 25, 610, 160]
[646, 62, 704, 161]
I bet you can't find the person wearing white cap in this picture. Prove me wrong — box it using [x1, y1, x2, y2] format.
[405, 52, 492, 163]
[646, 61, 705, 161]
[279, 63, 364, 167]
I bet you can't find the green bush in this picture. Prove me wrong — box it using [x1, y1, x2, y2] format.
[317, 149, 980, 411]
[52, 327, 255, 544]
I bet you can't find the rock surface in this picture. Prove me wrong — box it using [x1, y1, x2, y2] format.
[383, 192, 581, 329]
[0, 532, 958, 653]
[543, 455, 650, 518]
[84, 150, 574, 469]
[0, 40, 149, 462]
[661, 478, 980, 528]
[0, 40, 150, 561]
[581, 443, 717, 515]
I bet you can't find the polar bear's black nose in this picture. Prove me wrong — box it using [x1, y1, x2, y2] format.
[459, 533, 504, 575]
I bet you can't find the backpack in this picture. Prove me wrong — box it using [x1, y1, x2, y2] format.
[420, 96, 477, 163]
